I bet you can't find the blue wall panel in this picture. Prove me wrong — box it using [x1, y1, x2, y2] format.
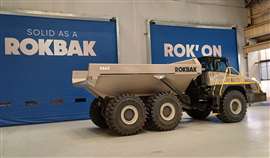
[150, 23, 239, 70]
[0, 14, 118, 126]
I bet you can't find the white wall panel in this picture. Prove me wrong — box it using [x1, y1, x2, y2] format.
[247, 51, 260, 79]
[0, 0, 248, 74]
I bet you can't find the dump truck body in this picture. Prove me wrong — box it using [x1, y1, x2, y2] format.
[72, 58, 202, 98]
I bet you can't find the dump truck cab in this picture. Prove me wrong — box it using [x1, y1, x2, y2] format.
[185, 56, 266, 120]
[198, 56, 266, 103]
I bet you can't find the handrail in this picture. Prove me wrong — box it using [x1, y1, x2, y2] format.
[212, 74, 219, 95]
[218, 68, 230, 96]
[218, 67, 241, 95]
[212, 67, 241, 96]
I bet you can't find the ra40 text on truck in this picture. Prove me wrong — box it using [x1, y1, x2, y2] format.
[72, 57, 266, 136]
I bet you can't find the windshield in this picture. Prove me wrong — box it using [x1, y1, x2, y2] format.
[198, 58, 214, 71]
[198, 57, 228, 72]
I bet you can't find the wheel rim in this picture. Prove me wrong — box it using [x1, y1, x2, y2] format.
[120, 105, 139, 125]
[160, 102, 176, 121]
[229, 99, 242, 115]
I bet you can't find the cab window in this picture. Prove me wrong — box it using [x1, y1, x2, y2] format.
[216, 60, 227, 72]
[199, 58, 214, 71]
[199, 57, 228, 72]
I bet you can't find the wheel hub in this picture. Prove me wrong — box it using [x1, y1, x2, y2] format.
[229, 99, 242, 115]
[124, 109, 135, 121]
[120, 105, 139, 125]
[160, 103, 176, 121]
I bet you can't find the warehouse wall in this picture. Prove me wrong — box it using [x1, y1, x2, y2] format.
[248, 50, 270, 97]
[0, 0, 248, 74]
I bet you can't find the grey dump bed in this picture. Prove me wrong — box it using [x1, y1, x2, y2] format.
[72, 58, 202, 98]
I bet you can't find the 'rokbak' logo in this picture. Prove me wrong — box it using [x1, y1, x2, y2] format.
[4, 28, 96, 56]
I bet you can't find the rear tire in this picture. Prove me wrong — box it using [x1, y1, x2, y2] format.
[105, 94, 146, 136]
[186, 109, 211, 120]
[217, 90, 247, 123]
[90, 98, 108, 129]
[145, 92, 182, 131]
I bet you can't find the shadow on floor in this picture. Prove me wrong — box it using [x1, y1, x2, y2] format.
[251, 101, 270, 106]
[76, 114, 224, 137]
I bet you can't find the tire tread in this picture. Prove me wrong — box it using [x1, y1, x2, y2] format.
[145, 92, 182, 131]
[90, 98, 108, 128]
[217, 90, 247, 123]
[105, 94, 146, 136]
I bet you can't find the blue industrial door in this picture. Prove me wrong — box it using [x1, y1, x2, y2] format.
[0, 13, 118, 126]
[150, 22, 239, 70]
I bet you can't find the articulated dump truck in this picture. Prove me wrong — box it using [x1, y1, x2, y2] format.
[72, 57, 266, 136]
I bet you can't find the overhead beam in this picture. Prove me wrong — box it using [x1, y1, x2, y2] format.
[244, 20, 270, 39]
[244, 40, 270, 53]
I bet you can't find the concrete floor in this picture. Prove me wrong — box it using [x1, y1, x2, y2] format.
[0, 102, 269, 158]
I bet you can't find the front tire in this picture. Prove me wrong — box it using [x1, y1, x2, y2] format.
[105, 94, 146, 136]
[90, 98, 108, 129]
[145, 92, 182, 131]
[217, 90, 247, 123]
